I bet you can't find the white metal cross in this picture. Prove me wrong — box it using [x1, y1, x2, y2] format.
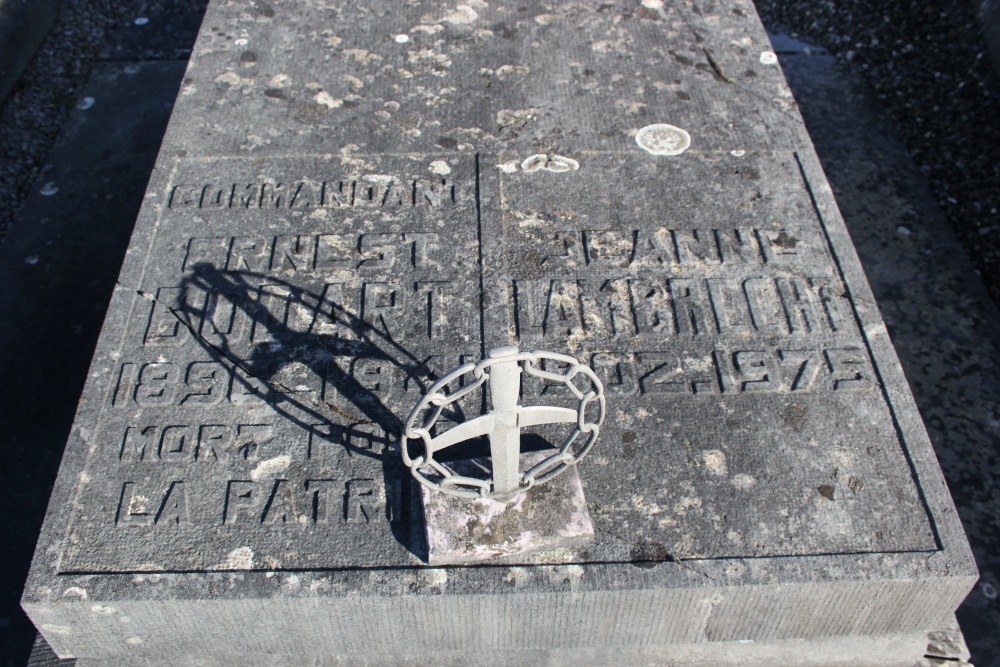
[425, 347, 576, 496]
[401, 347, 606, 499]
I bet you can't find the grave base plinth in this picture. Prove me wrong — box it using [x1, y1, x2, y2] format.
[421, 451, 594, 565]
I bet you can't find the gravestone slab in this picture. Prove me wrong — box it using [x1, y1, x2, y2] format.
[22, 0, 976, 665]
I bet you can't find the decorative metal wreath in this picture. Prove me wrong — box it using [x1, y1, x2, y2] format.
[401, 347, 605, 499]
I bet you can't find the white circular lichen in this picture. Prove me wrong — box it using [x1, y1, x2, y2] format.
[635, 123, 691, 156]
[759, 50, 778, 65]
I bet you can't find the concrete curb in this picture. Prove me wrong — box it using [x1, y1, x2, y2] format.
[0, 0, 58, 104]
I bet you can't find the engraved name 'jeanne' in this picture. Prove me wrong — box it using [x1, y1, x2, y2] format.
[167, 176, 459, 210]
[524, 227, 801, 268]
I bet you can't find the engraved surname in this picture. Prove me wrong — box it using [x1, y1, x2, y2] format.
[514, 277, 845, 339]
[143, 280, 468, 349]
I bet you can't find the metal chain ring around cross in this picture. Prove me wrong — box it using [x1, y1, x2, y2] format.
[401, 348, 606, 500]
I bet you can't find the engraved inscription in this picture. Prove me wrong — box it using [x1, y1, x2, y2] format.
[521, 228, 801, 270]
[63, 140, 940, 575]
[184, 233, 461, 276]
[514, 277, 845, 339]
[584, 348, 874, 397]
[220, 478, 384, 525]
[142, 281, 470, 348]
[112, 354, 475, 411]
[119, 423, 276, 463]
[116, 481, 189, 526]
[168, 176, 460, 210]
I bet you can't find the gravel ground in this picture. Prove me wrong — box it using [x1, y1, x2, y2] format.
[0, 0, 207, 244]
[756, 0, 1000, 305]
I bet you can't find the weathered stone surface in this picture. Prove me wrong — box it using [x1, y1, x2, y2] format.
[22, 0, 976, 664]
[422, 451, 594, 565]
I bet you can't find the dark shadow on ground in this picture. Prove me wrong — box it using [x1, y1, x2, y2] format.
[0, 15, 202, 667]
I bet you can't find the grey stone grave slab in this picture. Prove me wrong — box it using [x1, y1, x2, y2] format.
[22, 1, 976, 665]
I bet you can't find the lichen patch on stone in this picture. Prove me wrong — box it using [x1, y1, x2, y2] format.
[219, 546, 255, 570]
[521, 154, 580, 173]
[442, 4, 478, 24]
[635, 123, 692, 156]
[429, 159, 452, 175]
[250, 455, 291, 481]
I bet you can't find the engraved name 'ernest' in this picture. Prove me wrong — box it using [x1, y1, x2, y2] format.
[167, 175, 459, 210]
[183, 232, 465, 276]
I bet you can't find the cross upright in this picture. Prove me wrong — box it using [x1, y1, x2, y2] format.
[484, 347, 580, 498]
[414, 346, 579, 499]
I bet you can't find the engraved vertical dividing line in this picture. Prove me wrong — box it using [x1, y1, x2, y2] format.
[793, 151, 943, 551]
[474, 153, 486, 357]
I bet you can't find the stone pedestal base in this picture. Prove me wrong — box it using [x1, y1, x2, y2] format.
[420, 451, 594, 565]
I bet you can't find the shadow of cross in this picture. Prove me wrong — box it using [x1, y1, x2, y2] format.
[422, 347, 579, 498]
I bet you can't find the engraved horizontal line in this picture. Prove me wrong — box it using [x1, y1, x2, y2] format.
[55, 546, 943, 576]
